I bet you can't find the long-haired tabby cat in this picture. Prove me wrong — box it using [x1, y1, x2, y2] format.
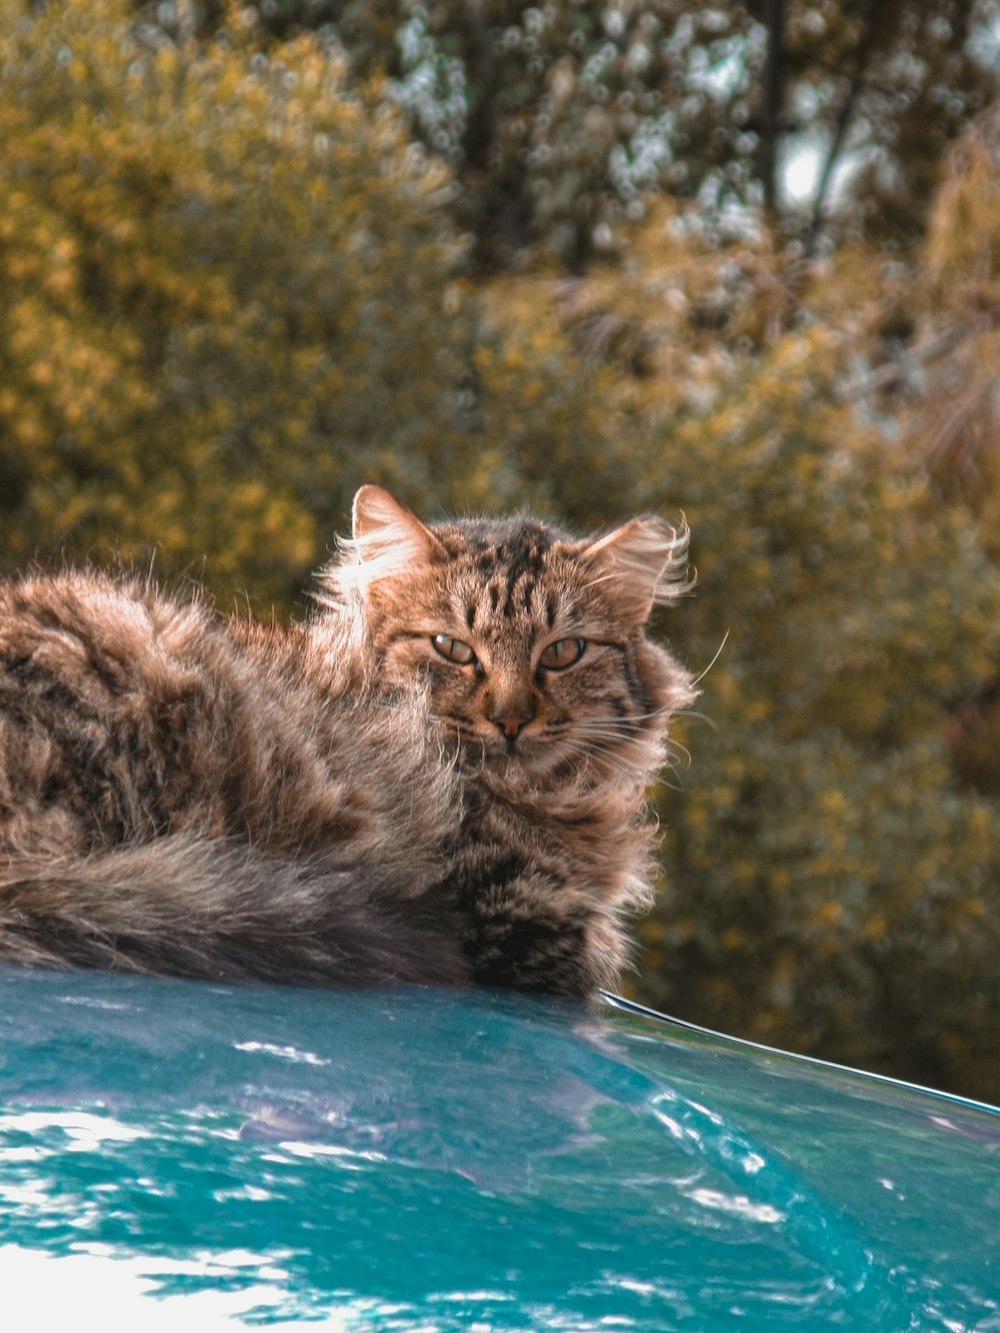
[0, 486, 695, 997]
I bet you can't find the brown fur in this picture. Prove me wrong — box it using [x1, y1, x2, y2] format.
[0, 487, 696, 997]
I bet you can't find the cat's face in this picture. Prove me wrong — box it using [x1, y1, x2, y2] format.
[324, 487, 694, 782]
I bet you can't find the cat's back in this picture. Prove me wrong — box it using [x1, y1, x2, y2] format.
[0, 568, 458, 874]
[0, 568, 253, 853]
[0, 567, 226, 707]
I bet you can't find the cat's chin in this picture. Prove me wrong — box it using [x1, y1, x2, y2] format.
[443, 727, 551, 777]
[438, 719, 637, 785]
[493, 742, 561, 781]
[453, 730, 587, 785]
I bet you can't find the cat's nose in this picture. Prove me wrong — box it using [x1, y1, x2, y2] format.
[490, 705, 534, 739]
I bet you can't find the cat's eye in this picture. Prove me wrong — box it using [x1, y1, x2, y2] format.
[539, 638, 586, 671]
[431, 634, 477, 666]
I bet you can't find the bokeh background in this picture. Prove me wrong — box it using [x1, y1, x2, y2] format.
[3, 0, 1000, 1098]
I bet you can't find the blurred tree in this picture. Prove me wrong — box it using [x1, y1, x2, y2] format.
[632, 329, 1000, 1099]
[173, 0, 1000, 269]
[4, 0, 1000, 1100]
[901, 102, 1000, 795]
[0, 0, 619, 605]
[486, 179, 1000, 1098]
[912, 102, 1000, 561]
[756, 0, 1000, 255]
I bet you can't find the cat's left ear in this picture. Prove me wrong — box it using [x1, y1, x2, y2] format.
[581, 517, 691, 621]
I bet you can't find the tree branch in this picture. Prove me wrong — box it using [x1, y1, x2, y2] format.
[803, 0, 881, 257]
[758, 0, 786, 218]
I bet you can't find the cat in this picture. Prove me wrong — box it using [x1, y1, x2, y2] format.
[0, 485, 696, 997]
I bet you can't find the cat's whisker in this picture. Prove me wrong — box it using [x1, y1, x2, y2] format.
[566, 728, 634, 747]
[663, 736, 693, 772]
[561, 720, 692, 787]
[557, 729, 655, 771]
[582, 704, 682, 726]
[573, 723, 660, 745]
[691, 630, 730, 686]
[675, 708, 718, 733]
[575, 720, 658, 742]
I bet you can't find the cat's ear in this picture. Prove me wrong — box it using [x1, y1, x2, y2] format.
[316, 486, 445, 607]
[581, 516, 691, 621]
[349, 485, 446, 581]
[352, 486, 445, 564]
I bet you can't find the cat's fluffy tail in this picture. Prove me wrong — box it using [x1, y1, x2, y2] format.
[0, 836, 467, 988]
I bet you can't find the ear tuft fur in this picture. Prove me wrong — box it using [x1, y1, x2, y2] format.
[581, 515, 692, 621]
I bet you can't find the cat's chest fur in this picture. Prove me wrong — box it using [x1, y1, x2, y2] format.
[0, 486, 695, 997]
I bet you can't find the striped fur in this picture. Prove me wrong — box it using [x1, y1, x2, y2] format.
[0, 487, 695, 996]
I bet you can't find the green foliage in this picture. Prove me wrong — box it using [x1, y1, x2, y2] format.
[921, 109, 1000, 794]
[493, 174, 1000, 1098]
[632, 331, 1000, 1099]
[647, 734, 1000, 1091]
[0, 0, 615, 604]
[180, 0, 1000, 268]
[456, 199, 1000, 1103]
[174, 0, 757, 268]
[3, 0, 1000, 1100]
[919, 105, 1000, 558]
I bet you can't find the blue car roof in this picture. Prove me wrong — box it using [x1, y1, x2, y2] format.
[1, 967, 997, 1330]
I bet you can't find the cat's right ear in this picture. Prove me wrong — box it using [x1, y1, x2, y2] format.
[318, 487, 444, 607]
[352, 486, 445, 567]
[342, 485, 446, 589]
[317, 486, 444, 608]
